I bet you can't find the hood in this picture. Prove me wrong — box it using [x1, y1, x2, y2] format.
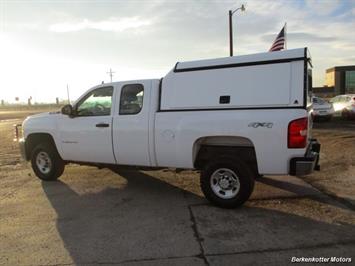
[22, 111, 61, 138]
[23, 111, 61, 128]
[26, 111, 60, 120]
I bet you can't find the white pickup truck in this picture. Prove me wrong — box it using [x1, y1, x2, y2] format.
[16, 48, 320, 208]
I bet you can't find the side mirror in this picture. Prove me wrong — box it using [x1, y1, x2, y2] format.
[61, 104, 73, 116]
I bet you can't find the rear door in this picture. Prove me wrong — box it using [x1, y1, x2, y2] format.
[112, 81, 151, 166]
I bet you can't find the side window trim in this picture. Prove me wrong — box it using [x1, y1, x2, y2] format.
[119, 84, 144, 115]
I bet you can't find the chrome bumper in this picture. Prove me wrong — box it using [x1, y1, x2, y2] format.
[18, 138, 27, 160]
[289, 139, 320, 176]
[13, 124, 27, 160]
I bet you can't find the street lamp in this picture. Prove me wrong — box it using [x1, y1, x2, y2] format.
[229, 4, 245, 56]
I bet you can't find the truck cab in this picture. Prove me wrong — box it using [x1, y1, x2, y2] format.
[57, 80, 158, 166]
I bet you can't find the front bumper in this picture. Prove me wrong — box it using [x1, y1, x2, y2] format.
[313, 110, 333, 117]
[18, 138, 28, 160]
[14, 123, 28, 160]
[289, 139, 320, 176]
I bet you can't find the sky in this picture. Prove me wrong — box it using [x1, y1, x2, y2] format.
[0, 0, 354, 103]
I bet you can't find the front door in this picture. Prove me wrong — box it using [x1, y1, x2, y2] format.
[57, 86, 116, 164]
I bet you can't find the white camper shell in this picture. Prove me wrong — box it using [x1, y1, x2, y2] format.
[161, 48, 311, 111]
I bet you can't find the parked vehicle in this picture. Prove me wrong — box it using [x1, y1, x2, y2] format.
[329, 94, 355, 119]
[15, 48, 320, 208]
[311, 96, 334, 121]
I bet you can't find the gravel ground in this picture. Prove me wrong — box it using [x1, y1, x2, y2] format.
[0, 111, 354, 265]
[305, 119, 355, 207]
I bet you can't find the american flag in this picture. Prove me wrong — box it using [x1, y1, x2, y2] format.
[269, 24, 286, 52]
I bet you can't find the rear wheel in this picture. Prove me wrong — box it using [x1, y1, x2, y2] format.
[200, 157, 255, 208]
[31, 143, 65, 181]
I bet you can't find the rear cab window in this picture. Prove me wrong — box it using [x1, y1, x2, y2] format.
[119, 84, 144, 115]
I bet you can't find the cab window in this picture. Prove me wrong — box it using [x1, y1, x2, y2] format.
[119, 84, 144, 115]
[76, 87, 113, 116]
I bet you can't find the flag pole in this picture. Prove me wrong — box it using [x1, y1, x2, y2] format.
[284, 22, 287, 50]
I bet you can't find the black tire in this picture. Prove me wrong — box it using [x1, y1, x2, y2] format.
[313, 116, 320, 122]
[324, 115, 332, 122]
[200, 157, 255, 208]
[341, 109, 349, 120]
[31, 142, 65, 181]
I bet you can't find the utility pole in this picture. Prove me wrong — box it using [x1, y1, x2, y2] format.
[67, 84, 71, 104]
[107, 68, 115, 83]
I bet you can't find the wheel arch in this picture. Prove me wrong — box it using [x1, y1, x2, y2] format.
[25, 133, 61, 161]
[193, 136, 259, 176]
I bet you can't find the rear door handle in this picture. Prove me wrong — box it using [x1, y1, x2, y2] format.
[96, 123, 110, 128]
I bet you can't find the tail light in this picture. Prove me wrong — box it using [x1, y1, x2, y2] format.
[288, 117, 308, 148]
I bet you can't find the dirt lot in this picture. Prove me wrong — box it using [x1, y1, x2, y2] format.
[0, 109, 354, 265]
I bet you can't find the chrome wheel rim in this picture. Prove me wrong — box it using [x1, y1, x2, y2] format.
[210, 168, 240, 199]
[36, 151, 52, 174]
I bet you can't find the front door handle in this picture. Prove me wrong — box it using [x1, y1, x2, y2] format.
[96, 123, 110, 128]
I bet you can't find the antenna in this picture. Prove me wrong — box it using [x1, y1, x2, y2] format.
[107, 68, 115, 83]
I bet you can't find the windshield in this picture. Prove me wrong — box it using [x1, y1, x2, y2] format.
[313, 97, 326, 104]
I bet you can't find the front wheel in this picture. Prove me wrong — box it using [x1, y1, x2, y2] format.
[200, 158, 255, 208]
[324, 115, 332, 122]
[31, 143, 65, 181]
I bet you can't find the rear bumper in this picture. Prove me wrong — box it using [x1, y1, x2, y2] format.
[289, 139, 320, 176]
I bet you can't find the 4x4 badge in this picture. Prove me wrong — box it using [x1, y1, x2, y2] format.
[248, 122, 273, 128]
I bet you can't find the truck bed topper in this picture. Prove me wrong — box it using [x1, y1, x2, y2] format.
[160, 48, 311, 111]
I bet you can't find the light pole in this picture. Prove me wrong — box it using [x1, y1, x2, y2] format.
[229, 4, 245, 56]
